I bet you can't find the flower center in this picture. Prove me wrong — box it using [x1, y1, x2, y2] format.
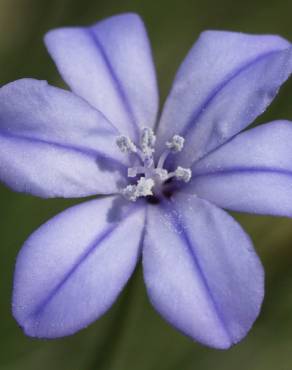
[116, 128, 192, 202]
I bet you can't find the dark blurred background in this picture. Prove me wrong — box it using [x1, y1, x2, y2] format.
[1, 0, 292, 369]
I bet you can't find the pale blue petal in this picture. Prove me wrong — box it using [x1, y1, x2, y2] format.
[190, 120, 292, 216]
[0, 79, 128, 198]
[13, 197, 146, 338]
[143, 194, 264, 349]
[156, 31, 292, 166]
[45, 13, 159, 138]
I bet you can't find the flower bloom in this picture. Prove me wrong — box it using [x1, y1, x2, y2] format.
[2, 13, 292, 349]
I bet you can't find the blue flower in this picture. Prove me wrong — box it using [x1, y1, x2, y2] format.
[2, 13, 292, 349]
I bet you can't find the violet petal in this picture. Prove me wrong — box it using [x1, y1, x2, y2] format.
[143, 194, 264, 349]
[190, 120, 292, 216]
[0, 79, 127, 198]
[45, 13, 159, 138]
[156, 31, 292, 166]
[13, 197, 146, 338]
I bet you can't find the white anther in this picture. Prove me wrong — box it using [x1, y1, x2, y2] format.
[166, 135, 185, 152]
[121, 184, 138, 201]
[174, 167, 192, 182]
[140, 128, 156, 154]
[136, 177, 155, 197]
[121, 177, 154, 202]
[116, 136, 137, 153]
[154, 168, 169, 182]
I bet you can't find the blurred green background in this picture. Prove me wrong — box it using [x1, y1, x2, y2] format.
[1, 0, 292, 369]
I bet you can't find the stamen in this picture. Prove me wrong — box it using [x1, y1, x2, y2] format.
[140, 128, 156, 153]
[153, 168, 169, 182]
[136, 177, 155, 197]
[117, 130, 192, 202]
[174, 167, 192, 182]
[166, 167, 192, 183]
[157, 149, 170, 169]
[157, 135, 185, 169]
[121, 185, 138, 202]
[116, 136, 137, 153]
[121, 177, 154, 202]
[139, 128, 156, 168]
[166, 135, 185, 152]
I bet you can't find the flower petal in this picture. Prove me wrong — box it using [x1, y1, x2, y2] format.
[45, 13, 159, 138]
[143, 194, 264, 349]
[0, 79, 128, 198]
[156, 31, 292, 166]
[13, 196, 146, 338]
[190, 120, 292, 216]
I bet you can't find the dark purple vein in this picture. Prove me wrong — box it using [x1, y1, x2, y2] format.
[0, 130, 127, 171]
[181, 49, 283, 138]
[163, 201, 232, 342]
[30, 204, 140, 319]
[87, 27, 139, 136]
[192, 166, 292, 179]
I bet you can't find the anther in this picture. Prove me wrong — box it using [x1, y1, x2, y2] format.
[158, 134, 185, 169]
[174, 167, 192, 182]
[121, 184, 138, 202]
[166, 135, 185, 152]
[121, 177, 154, 202]
[140, 128, 156, 153]
[116, 136, 137, 153]
[136, 177, 155, 197]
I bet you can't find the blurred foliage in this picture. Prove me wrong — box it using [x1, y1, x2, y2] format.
[1, 0, 292, 369]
